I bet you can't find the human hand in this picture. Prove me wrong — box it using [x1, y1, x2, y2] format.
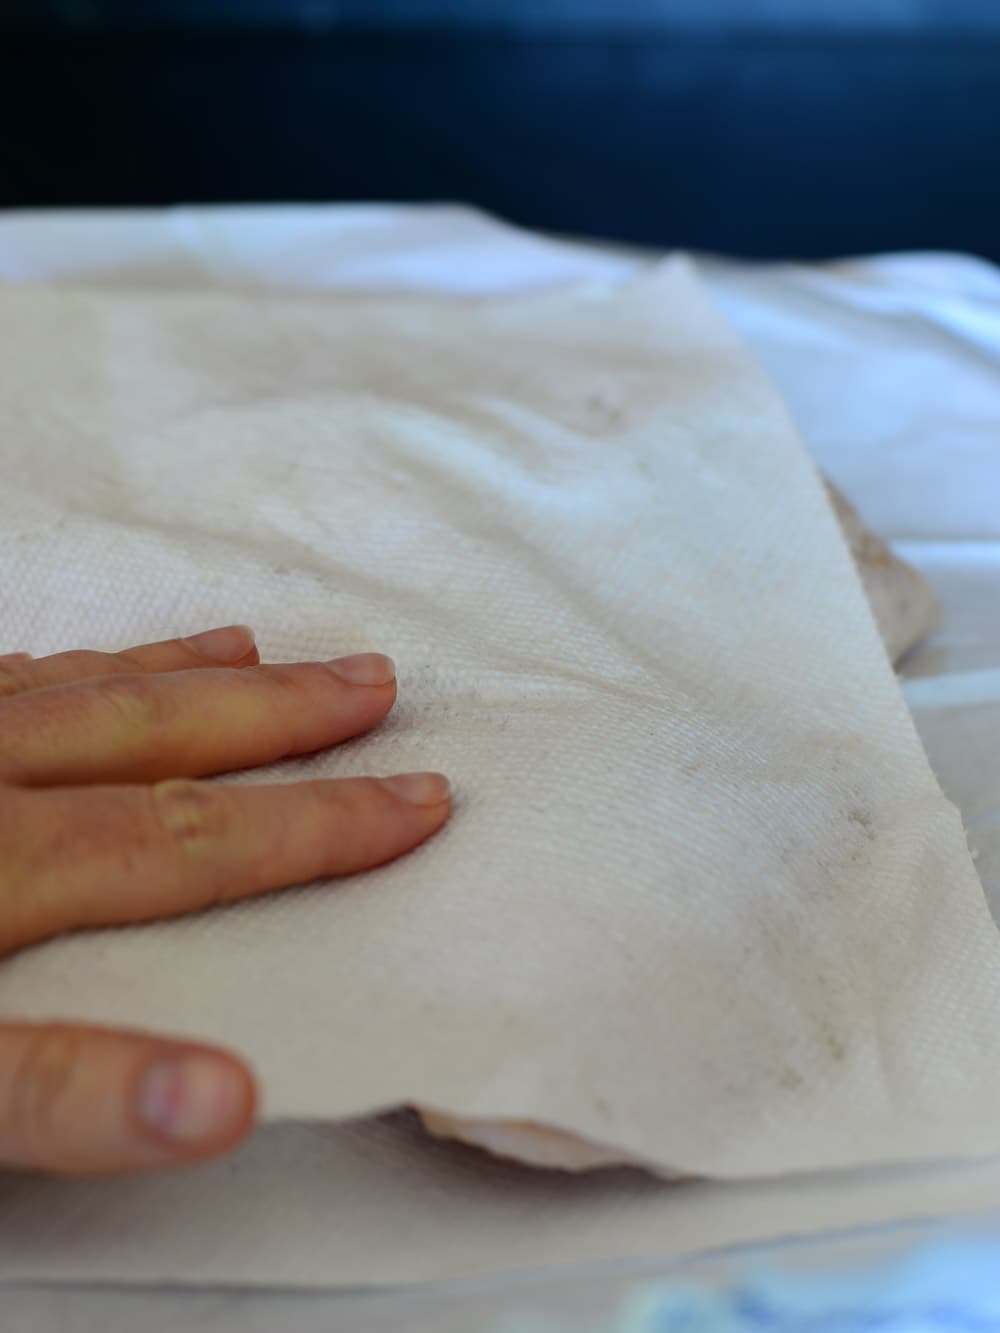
[0, 625, 450, 1176]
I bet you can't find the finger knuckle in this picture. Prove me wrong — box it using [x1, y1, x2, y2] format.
[318, 779, 385, 863]
[7, 1027, 85, 1153]
[92, 676, 168, 746]
[0, 664, 26, 700]
[255, 662, 304, 699]
[70, 650, 122, 677]
[112, 648, 147, 670]
[357, 779, 398, 857]
[150, 779, 231, 857]
[0, 793, 43, 954]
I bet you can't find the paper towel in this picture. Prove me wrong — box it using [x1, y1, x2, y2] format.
[3, 255, 1000, 1282]
[6, 1114, 1000, 1288]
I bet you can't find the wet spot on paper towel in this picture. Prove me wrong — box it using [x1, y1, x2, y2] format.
[778, 1067, 805, 1093]
[847, 807, 875, 838]
[821, 1020, 848, 1065]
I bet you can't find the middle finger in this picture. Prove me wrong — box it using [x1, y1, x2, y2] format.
[0, 655, 398, 787]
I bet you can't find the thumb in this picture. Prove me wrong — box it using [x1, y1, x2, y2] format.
[0, 1023, 255, 1175]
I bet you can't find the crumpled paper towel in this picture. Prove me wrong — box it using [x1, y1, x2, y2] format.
[2, 257, 1000, 1281]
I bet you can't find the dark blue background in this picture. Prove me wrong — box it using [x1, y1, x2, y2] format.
[1, 1, 998, 260]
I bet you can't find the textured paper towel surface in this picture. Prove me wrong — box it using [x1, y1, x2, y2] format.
[2, 259, 1000, 1227]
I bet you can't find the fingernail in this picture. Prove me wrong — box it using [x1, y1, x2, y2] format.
[183, 624, 256, 662]
[139, 1054, 249, 1145]
[383, 772, 451, 806]
[326, 652, 396, 687]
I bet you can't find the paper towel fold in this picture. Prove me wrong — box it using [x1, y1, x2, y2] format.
[2, 257, 1000, 1202]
